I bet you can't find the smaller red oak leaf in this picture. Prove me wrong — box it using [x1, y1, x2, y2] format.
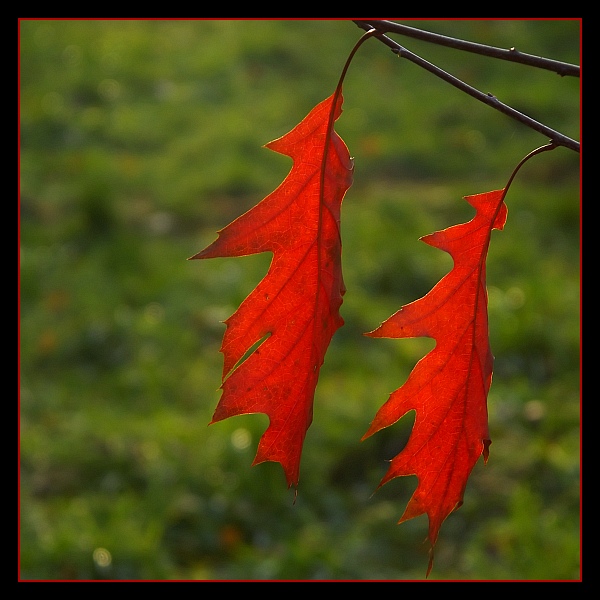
[190, 93, 353, 488]
[364, 189, 507, 573]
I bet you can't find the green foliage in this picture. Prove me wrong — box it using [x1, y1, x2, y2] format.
[20, 19, 580, 580]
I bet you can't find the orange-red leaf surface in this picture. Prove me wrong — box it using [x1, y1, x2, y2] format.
[190, 93, 353, 488]
[364, 189, 507, 572]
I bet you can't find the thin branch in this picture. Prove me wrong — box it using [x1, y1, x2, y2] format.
[353, 20, 580, 153]
[358, 19, 580, 77]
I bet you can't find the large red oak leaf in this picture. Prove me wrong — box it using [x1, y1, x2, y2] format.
[364, 189, 507, 574]
[190, 92, 353, 488]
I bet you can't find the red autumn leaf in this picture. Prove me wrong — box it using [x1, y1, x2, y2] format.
[363, 189, 507, 573]
[190, 92, 353, 488]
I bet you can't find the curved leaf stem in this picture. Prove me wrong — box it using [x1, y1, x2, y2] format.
[502, 142, 558, 201]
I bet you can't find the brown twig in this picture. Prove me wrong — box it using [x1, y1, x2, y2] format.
[358, 19, 580, 77]
[353, 20, 580, 153]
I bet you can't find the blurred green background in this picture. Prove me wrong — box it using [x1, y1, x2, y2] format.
[19, 19, 580, 580]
